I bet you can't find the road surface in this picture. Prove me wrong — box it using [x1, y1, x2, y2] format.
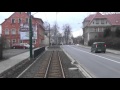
[61, 45, 120, 78]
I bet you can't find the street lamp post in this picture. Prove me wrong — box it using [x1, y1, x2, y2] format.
[0, 36, 3, 60]
[28, 12, 33, 60]
[49, 24, 50, 47]
[56, 12, 58, 45]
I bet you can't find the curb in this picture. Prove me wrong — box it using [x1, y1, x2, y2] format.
[106, 50, 120, 55]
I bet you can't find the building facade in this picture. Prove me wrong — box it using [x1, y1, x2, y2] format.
[83, 12, 120, 45]
[1, 12, 45, 48]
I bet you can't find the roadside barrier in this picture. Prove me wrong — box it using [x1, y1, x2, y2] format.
[34, 47, 45, 59]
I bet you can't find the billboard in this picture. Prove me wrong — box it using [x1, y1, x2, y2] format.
[20, 24, 37, 40]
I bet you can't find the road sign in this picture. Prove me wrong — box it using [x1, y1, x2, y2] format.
[20, 28, 29, 32]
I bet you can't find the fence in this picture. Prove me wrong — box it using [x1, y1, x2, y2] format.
[34, 47, 45, 59]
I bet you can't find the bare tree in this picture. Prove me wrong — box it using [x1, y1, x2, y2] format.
[44, 22, 50, 30]
[51, 22, 60, 45]
[62, 24, 72, 45]
[43, 21, 50, 36]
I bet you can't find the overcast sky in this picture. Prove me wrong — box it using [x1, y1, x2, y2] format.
[0, 12, 96, 37]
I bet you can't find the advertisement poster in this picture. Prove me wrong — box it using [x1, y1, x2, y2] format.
[20, 24, 37, 40]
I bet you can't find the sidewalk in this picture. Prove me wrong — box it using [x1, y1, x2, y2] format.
[0, 47, 46, 75]
[0, 51, 29, 74]
[78, 44, 120, 55]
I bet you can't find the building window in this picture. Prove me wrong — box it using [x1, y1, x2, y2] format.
[95, 28, 98, 32]
[32, 40, 36, 44]
[12, 39, 16, 44]
[99, 28, 103, 32]
[101, 20, 104, 24]
[96, 20, 99, 24]
[11, 18, 15, 24]
[102, 28, 104, 32]
[95, 35, 97, 38]
[26, 18, 29, 23]
[93, 22, 94, 24]
[20, 40, 23, 43]
[106, 21, 107, 24]
[5, 29, 9, 35]
[18, 18, 22, 23]
[11, 29, 16, 35]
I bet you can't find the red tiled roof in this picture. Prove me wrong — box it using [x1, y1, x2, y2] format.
[84, 12, 120, 26]
[104, 14, 120, 25]
[84, 14, 95, 21]
[94, 12, 106, 19]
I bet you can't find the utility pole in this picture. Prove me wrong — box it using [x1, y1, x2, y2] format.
[49, 24, 50, 47]
[56, 12, 57, 45]
[0, 36, 3, 60]
[28, 12, 33, 60]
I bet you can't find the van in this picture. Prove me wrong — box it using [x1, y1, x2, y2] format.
[91, 42, 106, 53]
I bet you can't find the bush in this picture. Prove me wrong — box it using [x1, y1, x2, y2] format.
[80, 39, 84, 45]
[104, 28, 111, 38]
[88, 38, 104, 46]
[115, 28, 120, 37]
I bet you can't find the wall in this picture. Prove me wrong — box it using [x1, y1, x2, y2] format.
[42, 35, 49, 46]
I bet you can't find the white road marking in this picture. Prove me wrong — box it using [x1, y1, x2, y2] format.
[102, 54, 120, 60]
[68, 46, 120, 64]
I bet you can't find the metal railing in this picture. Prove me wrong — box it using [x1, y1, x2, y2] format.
[33, 47, 45, 59]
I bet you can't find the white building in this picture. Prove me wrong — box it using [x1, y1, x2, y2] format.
[83, 12, 120, 45]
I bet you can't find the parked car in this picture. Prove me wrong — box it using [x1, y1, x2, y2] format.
[12, 43, 35, 49]
[11, 43, 28, 49]
[20, 43, 34, 48]
[91, 42, 106, 53]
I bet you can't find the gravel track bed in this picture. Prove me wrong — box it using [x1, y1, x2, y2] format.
[19, 51, 51, 78]
[45, 51, 64, 78]
[19, 47, 85, 78]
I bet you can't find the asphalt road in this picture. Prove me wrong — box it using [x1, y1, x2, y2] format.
[61, 45, 120, 78]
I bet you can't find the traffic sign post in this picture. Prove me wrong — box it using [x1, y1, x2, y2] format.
[28, 12, 33, 60]
[0, 37, 3, 60]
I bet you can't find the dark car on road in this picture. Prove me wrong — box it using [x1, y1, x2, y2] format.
[91, 42, 106, 53]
